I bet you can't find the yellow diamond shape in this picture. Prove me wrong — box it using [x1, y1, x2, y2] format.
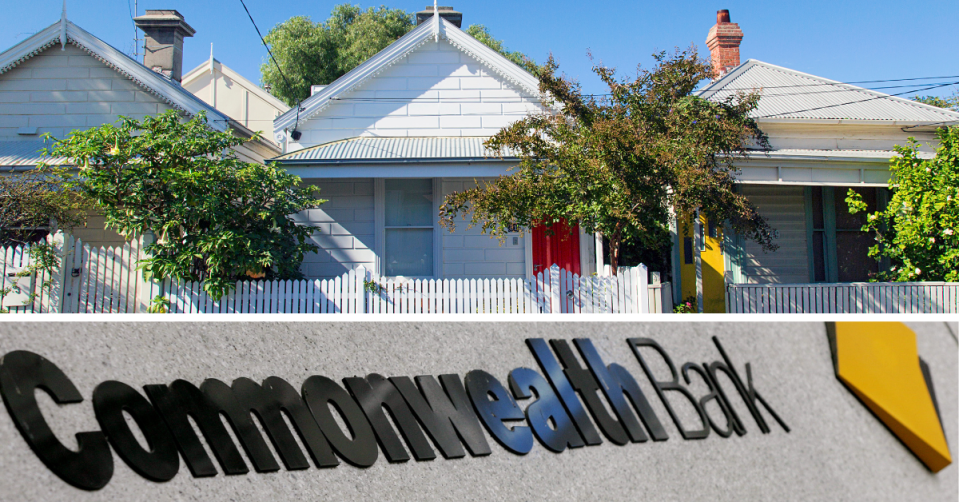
[828, 322, 951, 473]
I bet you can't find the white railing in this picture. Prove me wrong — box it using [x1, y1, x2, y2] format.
[726, 282, 959, 313]
[154, 264, 653, 314]
[3, 232, 668, 314]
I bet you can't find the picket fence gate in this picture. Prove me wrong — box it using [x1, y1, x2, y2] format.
[2, 232, 664, 314]
[726, 282, 959, 313]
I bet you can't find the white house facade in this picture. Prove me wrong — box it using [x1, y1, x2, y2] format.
[272, 12, 596, 281]
[677, 10, 959, 312]
[0, 9, 279, 247]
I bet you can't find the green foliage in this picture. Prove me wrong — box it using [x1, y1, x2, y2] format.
[440, 48, 776, 273]
[913, 92, 959, 112]
[262, 5, 538, 105]
[0, 240, 61, 313]
[146, 295, 171, 314]
[673, 296, 698, 313]
[0, 165, 85, 246]
[47, 110, 325, 299]
[262, 5, 415, 105]
[465, 24, 540, 75]
[846, 126, 959, 281]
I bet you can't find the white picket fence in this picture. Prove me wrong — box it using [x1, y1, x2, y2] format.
[0, 233, 144, 313]
[726, 282, 959, 313]
[152, 264, 653, 314]
[3, 232, 668, 314]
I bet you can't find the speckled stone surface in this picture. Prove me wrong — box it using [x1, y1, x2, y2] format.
[0, 320, 955, 501]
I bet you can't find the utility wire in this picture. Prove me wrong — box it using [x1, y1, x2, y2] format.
[319, 80, 958, 102]
[237, 0, 300, 136]
[755, 80, 959, 119]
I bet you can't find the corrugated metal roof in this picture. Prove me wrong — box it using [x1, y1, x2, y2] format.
[275, 137, 519, 163]
[698, 60, 959, 123]
[0, 140, 68, 168]
[755, 148, 936, 160]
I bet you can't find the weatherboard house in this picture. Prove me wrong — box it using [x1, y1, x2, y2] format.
[0, 8, 280, 247]
[681, 10, 959, 312]
[270, 7, 596, 282]
[271, 7, 959, 312]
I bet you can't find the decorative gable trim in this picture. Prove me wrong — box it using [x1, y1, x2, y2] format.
[0, 20, 233, 132]
[274, 17, 547, 133]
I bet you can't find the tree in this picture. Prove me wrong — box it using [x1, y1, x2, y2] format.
[0, 165, 86, 311]
[262, 5, 413, 105]
[47, 110, 325, 299]
[846, 126, 959, 281]
[0, 165, 84, 246]
[262, 4, 538, 105]
[465, 25, 540, 75]
[440, 48, 776, 273]
[914, 92, 959, 112]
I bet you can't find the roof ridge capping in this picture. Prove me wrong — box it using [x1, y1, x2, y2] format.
[274, 16, 546, 134]
[697, 59, 959, 124]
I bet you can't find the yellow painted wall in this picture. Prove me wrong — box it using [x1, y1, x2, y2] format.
[678, 213, 726, 312]
[679, 214, 696, 303]
[701, 214, 726, 313]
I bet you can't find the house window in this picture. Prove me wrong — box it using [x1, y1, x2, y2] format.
[807, 186, 883, 282]
[384, 179, 433, 276]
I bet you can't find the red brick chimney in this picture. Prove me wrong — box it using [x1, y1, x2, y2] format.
[705, 9, 743, 78]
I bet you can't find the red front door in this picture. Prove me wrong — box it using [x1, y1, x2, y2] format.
[532, 219, 581, 276]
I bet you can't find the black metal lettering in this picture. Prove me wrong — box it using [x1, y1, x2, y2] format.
[92, 380, 178, 482]
[344, 373, 436, 462]
[0, 351, 113, 490]
[390, 374, 491, 458]
[573, 337, 661, 443]
[301, 375, 378, 467]
[261, 376, 339, 468]
[222, 377, 313, 470]
[551, 339, 628, 445]
[704, 362, 747, 436]
[200, 379, 281, 473]
[712, 337, 790, 433]
[681, 363, 736, 438]
[607, 363, 669, 441]
[464, 370, 532, 455]
[144, 380, 248, 477]
[627, 338, 709, 440]
[527, 338, 602, 446]
[508, 367, 585, 453]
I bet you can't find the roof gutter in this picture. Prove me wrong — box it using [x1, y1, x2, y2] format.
[271, 156, 520, 166]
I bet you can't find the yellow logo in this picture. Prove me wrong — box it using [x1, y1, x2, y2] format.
[827, 322, 951, 473]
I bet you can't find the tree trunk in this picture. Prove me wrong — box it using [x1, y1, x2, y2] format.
[608, 235, 620, 276]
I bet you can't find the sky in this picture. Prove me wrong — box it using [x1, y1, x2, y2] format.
[2, 0, 957, 100]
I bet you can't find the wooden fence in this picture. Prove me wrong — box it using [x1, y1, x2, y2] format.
[726, 282, 959, 313]
[2, 232, 668, 314]
[153, 264, 653, 314]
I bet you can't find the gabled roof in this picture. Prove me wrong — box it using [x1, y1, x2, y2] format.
[698, 60, 959, 124]
[0, 15, 273, 146]
[274, 17, 543, 133]
[273, 136, 519, 164]
[182, 58, 290, 113]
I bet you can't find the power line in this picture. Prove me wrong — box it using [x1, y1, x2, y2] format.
[237, 0, 301, 138]
[702, 74, 959, 92]
[320, 80, 958, 103]
[755, 80, 959, 119]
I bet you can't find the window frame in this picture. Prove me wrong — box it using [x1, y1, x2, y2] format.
[374, 178, 441, 279]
